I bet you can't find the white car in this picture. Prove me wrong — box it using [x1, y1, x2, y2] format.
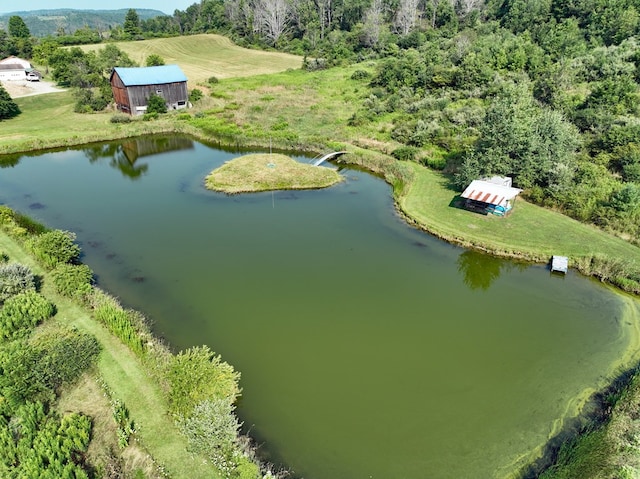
[26, 72, 40, 81]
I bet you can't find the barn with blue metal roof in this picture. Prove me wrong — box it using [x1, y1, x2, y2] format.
[110, 65, 189, 115]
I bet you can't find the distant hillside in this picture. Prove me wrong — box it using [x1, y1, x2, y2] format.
[0, 9, 165, 37]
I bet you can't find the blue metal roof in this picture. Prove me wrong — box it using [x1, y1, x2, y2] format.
[113, 65, 187, 86]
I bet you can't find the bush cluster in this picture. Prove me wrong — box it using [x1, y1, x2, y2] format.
[392, 146, 419, 162]
[25, 230, 81, 270]
[0, 291, 55, 341]
[0, 206, 46, 239]
[0, 401, 92, 477]
[0, 262, 35, 302]
[189, 88, 203, 103]
[350, 69, 371, 80]
[50, 263, 93, 302]
[0, 326, 100, 410]
[110, 114, 132, 123]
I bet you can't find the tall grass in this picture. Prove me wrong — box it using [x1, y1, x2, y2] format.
[89, 289, 150, 359]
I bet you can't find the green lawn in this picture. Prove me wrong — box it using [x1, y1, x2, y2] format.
[399, 162, 640, 264]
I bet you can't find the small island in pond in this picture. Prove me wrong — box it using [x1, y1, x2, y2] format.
[205, 153, 342, 194]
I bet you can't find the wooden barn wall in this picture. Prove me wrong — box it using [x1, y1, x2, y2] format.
[126, 82, 188, 110]
[110, 73, 131, 113]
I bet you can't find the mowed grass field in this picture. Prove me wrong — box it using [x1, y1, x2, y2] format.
[80, 34, 302, 84]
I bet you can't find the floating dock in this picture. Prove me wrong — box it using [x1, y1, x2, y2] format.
[551, 256, 568, 274]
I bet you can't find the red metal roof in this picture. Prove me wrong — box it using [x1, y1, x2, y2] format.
[461, 180, 522, 206]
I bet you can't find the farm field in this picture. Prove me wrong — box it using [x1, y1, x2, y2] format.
[79, 34, 303, 85]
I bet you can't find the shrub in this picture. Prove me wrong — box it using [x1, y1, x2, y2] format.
[168, 345, 240, 418]
[112, 399, 135, 448]
[350, 69, 371, 80]
[0, 327, 99, 408]
[189, 88, 203, 103]
[143, 112, 159, 121]
[392, 146, 419, 161]
[0, 206, 47, 239]
[207, 76, 219, 85]
[50, 263, 93, 301]
[347, 110, 374, 127]
[74, 88, 109, 113]
[110, 114, 132, 123]
[0, 262, 35, 302]
[0, 402, 93, 477]
[31, 326, 101, 392]
[145, 54, 165, 66]
[0, 291, 55, 340]
[24, 230, 81, 269]
[177, 397, 240, 472]
[425, 156, 447, 170]
[146, 93, 167, 114]
[176, 113, 191, 120]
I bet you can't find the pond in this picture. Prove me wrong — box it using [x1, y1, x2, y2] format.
[1, 136, 638, 479]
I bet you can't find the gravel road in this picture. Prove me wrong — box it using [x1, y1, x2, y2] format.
[1, 79, 65, 98]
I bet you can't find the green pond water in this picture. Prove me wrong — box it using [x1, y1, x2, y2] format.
[1, 136, 639, 479]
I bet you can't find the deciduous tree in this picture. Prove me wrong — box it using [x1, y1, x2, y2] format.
[146, 53, 165, 66]
[254, 0, 291, 44]
[395, 0, 421, 35]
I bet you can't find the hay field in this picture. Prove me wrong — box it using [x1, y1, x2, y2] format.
[81, 34, 302, 84]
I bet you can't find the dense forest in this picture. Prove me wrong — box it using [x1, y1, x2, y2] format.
[1, 0, 640, 242]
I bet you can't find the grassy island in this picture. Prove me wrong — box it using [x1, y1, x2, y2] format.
[205, 153, 342, 193]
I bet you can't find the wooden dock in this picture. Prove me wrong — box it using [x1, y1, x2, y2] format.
[551, 256, 568, 274]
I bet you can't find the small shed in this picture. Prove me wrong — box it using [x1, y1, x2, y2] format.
[110, 65, 188, 115]
[461, 179, 523, 216]
[0, 56, 32, 81]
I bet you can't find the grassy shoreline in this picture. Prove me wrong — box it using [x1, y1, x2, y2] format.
[0, 226, 222, 479]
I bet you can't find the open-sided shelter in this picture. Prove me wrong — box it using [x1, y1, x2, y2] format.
[110, 65, 188, 115]
[461, 178, 523, 216]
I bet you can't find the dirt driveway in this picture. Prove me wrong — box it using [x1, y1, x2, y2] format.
[1, 79, 65, 98]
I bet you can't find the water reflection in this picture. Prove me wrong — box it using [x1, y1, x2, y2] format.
[457, 249, 527, 290]
[82, 137, 194, 179]
[0, 153, 21, 168]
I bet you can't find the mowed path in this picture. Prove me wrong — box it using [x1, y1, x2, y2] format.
[81, 34, 302, 84]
